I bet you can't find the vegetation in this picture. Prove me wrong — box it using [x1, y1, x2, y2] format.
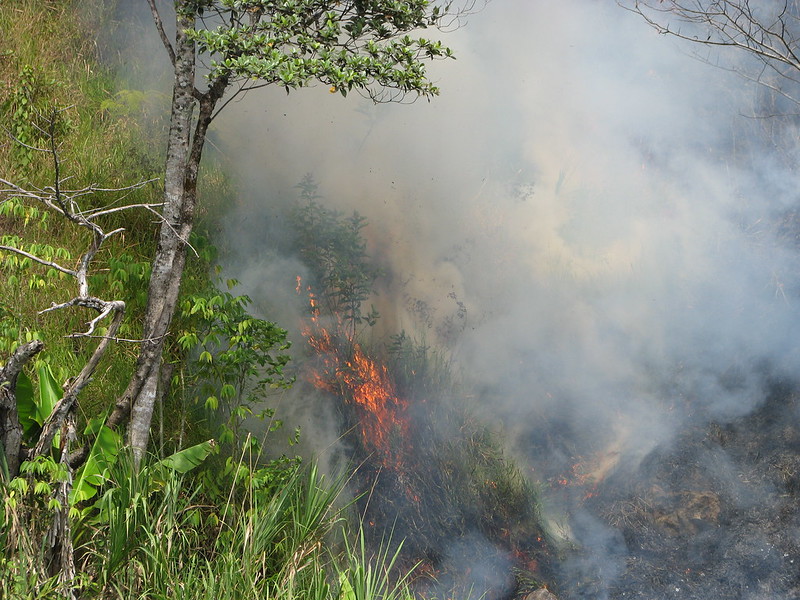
[0, 2, 553, 599]
[287, 184, 553, 596]
[119, 0, 463, 465]
[2, 449, 417, 600]
[0, 3, 418, 599]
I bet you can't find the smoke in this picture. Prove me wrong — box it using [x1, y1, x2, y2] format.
[215, 2, 800, 435]
[110, 0, 800, 596]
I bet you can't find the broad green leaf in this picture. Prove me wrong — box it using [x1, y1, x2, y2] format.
[15, 370, 38, 437]
[35, 362, 62, 424]
[83, 414, 106, 436]
[156, 440, 217, 474]
[70, 425, 121, 505]
[338, 572, 355, 600]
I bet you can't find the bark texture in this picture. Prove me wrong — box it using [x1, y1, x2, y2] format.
[0, 339, 44, 477]
[115, 5, 226, 465]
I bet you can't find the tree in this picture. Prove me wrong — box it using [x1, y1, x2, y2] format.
[109, 0, 467, 465]
[625, 1, 800, 106]
[292, 175, 381, 340]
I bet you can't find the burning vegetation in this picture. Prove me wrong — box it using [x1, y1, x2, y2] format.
[299, 304, 554, 598]
[289, 182, 554, 598]
[281, 179, 800, 600]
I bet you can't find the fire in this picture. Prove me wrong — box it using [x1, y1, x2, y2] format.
[298, 276, 411, 471]
[551, 457, 608, 501]
[550, 423, 629, 502]
[341, 348, 410, 457]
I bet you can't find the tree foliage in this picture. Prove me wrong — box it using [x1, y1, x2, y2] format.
[292, 175, 381, 334]
[189, 0, 456, 101]
[177, 276, 293, 449]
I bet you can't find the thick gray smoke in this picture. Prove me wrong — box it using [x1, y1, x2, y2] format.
[217, 2, 800, 450]
[112, 1, 800, 596]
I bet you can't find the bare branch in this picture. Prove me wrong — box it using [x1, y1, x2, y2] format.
[145, 203, 199, 257]
[28, 307, 124, 460]
[0, 339, 44, 385]
[74, 300, 126, 337]
[38, 297, 125, 338]
[1, 127, 50, 153]
[147, 0, 176, 67]
[83, 201, 163, 220]
[624, 0, 800, 112]
[72, 333, 168, 344]
[0, 245, 76, 277]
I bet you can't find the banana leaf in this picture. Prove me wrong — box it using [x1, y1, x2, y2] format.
[155, 439, 217, 473]
[14, 370, 37, 438]
[35, 361, 61, 425]
[70, 423, 121, 504]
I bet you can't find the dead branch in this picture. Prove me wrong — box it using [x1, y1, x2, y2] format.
[0, 340, 45, 385]
[0, 245, 77, 277]
[624, 0, 800, 106]
[27, 307, 124, 461]
[0, 340, 44, 477]
[0, 109, 159, 472]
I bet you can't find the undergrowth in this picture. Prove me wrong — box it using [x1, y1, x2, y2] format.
[1, 2, 552, 598]
[1, 451, 416, 600]
[0, 3, 421, 599]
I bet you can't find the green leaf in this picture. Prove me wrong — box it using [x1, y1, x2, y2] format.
[15, 370, 38, 437]
[35, 362, 62, 425]
[338, 572, 355, 600]
[34, 480, 52, 495]
[83, 414, 106, 436]
[155, 440, 217, 474]
[70, 425, 121, 505]
[9, 477, 28, 494]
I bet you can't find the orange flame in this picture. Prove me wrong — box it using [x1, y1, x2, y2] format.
[298, 276, 411, 471]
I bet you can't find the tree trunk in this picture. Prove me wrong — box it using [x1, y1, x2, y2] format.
[122, 9, 197, 466]
[111, 4, 227, 466]
[0, 340, 44, 477]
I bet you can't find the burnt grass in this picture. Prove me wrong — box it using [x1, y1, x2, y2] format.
[320, 328, 800, 599]
[567, 379, 800, 600]
[344, 393, 556, 600]
[302, 331, 556, 599]
[336, 371, 800, 600]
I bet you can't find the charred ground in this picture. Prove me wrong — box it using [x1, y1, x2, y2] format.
[567, 377, 800, 599]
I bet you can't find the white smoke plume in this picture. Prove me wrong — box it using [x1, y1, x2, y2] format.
[109, 1, 800, 596]
[214, 0, 800, 451]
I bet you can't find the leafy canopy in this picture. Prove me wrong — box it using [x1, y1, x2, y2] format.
[188, 0, 456, 99]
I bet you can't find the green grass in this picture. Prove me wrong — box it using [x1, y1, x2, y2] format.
[1, 450, 419, 600]
[0, 0, 231, 427]
[0, 5, 420, 599]
[0, 0, 161, 410]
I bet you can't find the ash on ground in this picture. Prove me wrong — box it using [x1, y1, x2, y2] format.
[559, 379, 800, 599]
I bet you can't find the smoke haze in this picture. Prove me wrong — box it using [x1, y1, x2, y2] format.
[215, 0, 800, 451]
[113, 0, 800, 596]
